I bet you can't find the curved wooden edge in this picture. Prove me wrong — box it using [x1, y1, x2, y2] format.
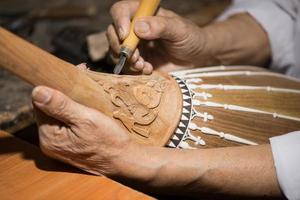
[154, 72, 183, 146]
[84, 70, 183, 147]
[0, 28, 183, 148]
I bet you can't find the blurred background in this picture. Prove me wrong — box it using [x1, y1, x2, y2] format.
[0, 0, 231, 144]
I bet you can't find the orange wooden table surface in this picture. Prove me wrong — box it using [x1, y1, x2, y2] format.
[0, 131, 154, 200]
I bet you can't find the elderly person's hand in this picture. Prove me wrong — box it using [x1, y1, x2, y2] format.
[107, 0, 208, 74]
[32, 86, 281, 197]
[107, 1, 271, 75]
[32, 85, 134, 176]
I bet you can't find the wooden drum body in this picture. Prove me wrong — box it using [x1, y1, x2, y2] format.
[168, 66, 300, 149]
[1, 28, 300, 149]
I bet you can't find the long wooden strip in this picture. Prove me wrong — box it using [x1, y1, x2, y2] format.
[0, 27, 112, 116]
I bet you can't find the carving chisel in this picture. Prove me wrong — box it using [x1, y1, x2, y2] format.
[113, 0, 161, 74]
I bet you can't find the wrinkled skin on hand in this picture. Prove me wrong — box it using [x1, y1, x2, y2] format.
[31, 83, 281, 198]
[107, 0, 207, 74]
[107, 1, 271, 74]
[33, 85, 132, 176]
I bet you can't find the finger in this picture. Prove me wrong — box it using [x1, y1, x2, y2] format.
[106, 24, 121, 54]
[134, 15, 183, 41]
[34, 107, 63, 134]
[76, 63, 88, 71]
[142, 62, 153, 75]
[110, 0, 139, 40]
[156, 7, 176, 18]
[132, 56, 145, 71]
[32, 86, 89, 125]
[34, 105, 55, 127]
[108, 48, 119, 65]
[33, 106, 68, 146]
[129, 66, 140, 72]
[130, 49, 140, 64]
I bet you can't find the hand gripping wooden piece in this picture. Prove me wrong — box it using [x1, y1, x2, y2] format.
[2, 27, 300, 150]
[0, 27, 182, 147]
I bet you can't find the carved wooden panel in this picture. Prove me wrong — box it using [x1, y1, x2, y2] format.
[3, 28, 300, 149]
[0, 28, 182, 147]
[85, 71, 182, 146]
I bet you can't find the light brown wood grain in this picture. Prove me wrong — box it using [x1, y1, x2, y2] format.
[1, 27, 300, 150]
[0, 131, 154, 200]
[182, 67, 300, 148]
[0, 27, 182, 147]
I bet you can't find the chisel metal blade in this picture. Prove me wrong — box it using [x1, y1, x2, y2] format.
[113, 54, 127, 74]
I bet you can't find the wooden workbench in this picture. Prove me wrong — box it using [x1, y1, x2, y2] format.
[0, 131, 153, 200]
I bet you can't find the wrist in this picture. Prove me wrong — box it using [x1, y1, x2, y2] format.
[192, 26, 222, 67]
[108, 142, 159, 183]
[110, 145, 208, 194]
[180, 20, 221, 68]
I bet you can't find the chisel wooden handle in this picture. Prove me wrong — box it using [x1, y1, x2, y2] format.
[0, 27, 111, 114]
[121, 0, 161, 57]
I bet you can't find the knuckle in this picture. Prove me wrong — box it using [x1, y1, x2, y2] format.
[39, 132, 54, 152]
[109, 3, 119, 16]
[39, 126, 50, 139]
[106, 25, 114, 42]
[156, 16, 167, 31]
[160, 8, 174, 17]
[81, 112, 98, 128]
[70, 108, 99, 130]
[106, 26, 119, 47]
[108, 49, 118, 64]
[107, 24, 114, 35]
[110, 1, 126, 17]
[53, 126, 66, 136]
[175, 18, 187, 32]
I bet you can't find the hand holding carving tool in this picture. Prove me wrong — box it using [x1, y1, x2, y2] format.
[113, 0, 161, 74]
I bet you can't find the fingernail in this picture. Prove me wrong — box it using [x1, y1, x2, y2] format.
[135, 21, 150, 34]
[119, 27, 125, 40]
[77, 63, 88, 70]
[32, 87, 52, 104]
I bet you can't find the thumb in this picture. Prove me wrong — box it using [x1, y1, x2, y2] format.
[32, 86, 84, 125]
[134, 16, 181, 41]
